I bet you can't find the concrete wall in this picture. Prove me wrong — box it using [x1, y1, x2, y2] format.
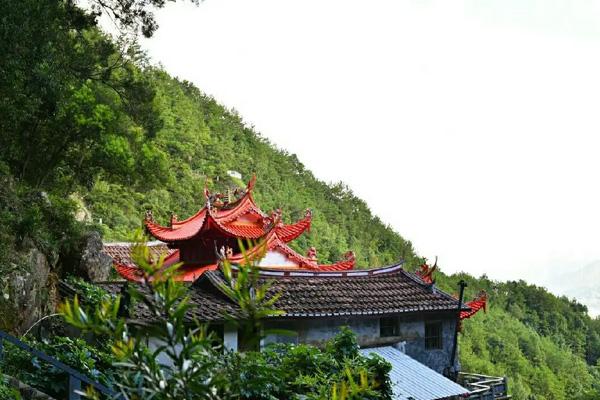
[262, 315, 458, 374]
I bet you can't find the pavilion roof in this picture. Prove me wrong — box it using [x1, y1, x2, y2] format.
[107, 175, 353, 282]
[105, 223, 355, 283]
[144, 176, 312, 243]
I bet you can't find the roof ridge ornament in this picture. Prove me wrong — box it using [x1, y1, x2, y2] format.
[247, 173, 257, 191]
[343, 251, 355, 262]
[144, 209, 154, 222]
[307, 246, 318, 262]
[263, 208, 283, 230]
[416, 256, 437, 284]
[203, 178, 211, 210]
[212, 192, 225, 208]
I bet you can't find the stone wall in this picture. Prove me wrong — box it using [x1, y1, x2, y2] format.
[400, 317, 457, 374]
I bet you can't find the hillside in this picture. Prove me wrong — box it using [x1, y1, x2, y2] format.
[86, 69, 417, 268]
[437, 273, 600, 399]
[0, 1, 599, 398]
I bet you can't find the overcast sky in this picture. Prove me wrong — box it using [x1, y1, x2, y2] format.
[133, 0, 600, 307]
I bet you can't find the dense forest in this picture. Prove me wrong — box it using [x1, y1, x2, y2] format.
[0, 1, 599, 398]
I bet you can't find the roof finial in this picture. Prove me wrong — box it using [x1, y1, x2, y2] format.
[307, 247, 318, 261]
[305, 209, 312, 232]
[247, 173, 257, 191]
[170, 213, 178, 227]
[272, 208, 283, 227]
[144, 209, 154, 222]
[343, 251, 355, 262]
[416, 256, 437, 284]
[203, 178, 210, 203]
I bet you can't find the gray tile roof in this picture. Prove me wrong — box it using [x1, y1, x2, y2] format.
[198, 263, 466, 319]
[102, 241, 175, 266]
[68, 263, 466, 323]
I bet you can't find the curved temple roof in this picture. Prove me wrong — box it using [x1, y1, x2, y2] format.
[109, 175, 357, 282]
[144, 176, 312, 243]
[108, 226, 355, 283]
[223, 226, 355, 273]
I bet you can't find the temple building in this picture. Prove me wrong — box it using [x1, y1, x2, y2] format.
[98, 175, 501, 400]
[112, 175, 355, 282]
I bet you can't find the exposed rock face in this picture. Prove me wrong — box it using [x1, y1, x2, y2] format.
[78, 231, 112, 282]
[0, 231, 110, 334]
[0, 243, 52, 334]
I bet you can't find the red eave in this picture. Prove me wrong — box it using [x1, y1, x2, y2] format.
[460, 294, 487, 320]
[225, 229, 354, 272]
[177, 264, 218, 281]
[114, 249, 217, 283]
[276, 211, 312, 243]
[144, 189, 267, 242]
[211, 193, 265, 223]
[317, 259, 355, 271]
[115, 263, 144, 282]
[207, 210, 266, 239]
[145, 209, 208, 242]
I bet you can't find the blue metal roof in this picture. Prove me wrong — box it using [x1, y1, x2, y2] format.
[359, 346, 469, 400]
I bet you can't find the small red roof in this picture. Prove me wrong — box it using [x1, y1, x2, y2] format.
[224, 228, 355, 273]
[115, 260, 218, 283]
[144, 176, 312, 243]
[460, 292, 487, 320]
[107, 231, 354, 282]
[276, 209, 312, 242]
[109, 175, 354, 282]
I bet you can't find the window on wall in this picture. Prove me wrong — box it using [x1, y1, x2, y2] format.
[380, 317, 399, 337]
[425, 321, 443, 350]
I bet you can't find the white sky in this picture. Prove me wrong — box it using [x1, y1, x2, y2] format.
[133, 0, 600, 307]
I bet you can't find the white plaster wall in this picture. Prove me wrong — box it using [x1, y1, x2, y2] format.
[258, 250, 298, 267]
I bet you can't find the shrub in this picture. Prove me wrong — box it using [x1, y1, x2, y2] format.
[0, 377, 21, 400]
[1, 336, 116, 399]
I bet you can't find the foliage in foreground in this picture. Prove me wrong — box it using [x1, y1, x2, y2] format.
[59, 239, 391, 399]
[0, 376, 21, 400]
[1, 336, 116, 399]
[224, 329, 391, 400]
